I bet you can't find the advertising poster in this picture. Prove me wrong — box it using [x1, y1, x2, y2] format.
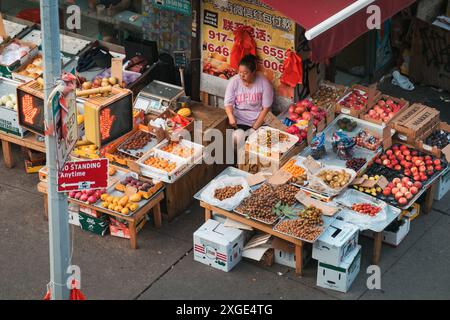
[201, 0, 295, 98]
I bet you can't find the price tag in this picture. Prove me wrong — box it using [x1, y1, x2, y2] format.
[295, 191, 338, 216]
[376, 176, 389, 189]
[341, 108, 350, 115]
[360, 179, 377, 188]
[303, 156, 321, 174]
[246, 172, 268, 187]
[111, 57, 123, 84]
[125, 185, 138, 197]
[422, 144, 432, 152]
[443, 145, 450, 162]
[398, 134, 407, 141]
[267, 170, 292, 185]
[352, 177, 365, 186]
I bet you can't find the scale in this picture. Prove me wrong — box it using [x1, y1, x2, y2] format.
[133, 80, 185, 115]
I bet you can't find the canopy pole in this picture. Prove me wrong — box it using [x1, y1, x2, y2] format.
[305, 0, 377, 40]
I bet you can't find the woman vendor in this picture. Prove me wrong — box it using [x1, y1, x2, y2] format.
[224, 54, 274, 143]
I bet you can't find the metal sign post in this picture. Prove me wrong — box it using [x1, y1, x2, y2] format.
[40, 0, 71, 300]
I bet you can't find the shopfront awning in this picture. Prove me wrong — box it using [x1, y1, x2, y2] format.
[260, 0, 416, 61]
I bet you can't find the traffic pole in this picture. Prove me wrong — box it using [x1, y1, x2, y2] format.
[40, 0, 71, 300]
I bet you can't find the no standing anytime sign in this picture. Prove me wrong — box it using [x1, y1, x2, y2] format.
[57, 159, 108, 193]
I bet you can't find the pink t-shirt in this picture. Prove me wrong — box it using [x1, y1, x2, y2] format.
[224, 74, 274, 126]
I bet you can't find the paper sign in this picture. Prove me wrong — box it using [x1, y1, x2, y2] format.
[443, 144, 450, 162]
[264, 112, 287, 131]
[246, 172, 268, 187]
[111, 58, 123, 84]
[0, 14, 6, 39]
[267, 170, 292, 185]
[303, 156, 321, 174]
[352, 177, 365, 186]
[376, 176, 389, 189]
[295, 191, 339, 216]
[360, 179, 377, 188]
[125, 185, 138, 197]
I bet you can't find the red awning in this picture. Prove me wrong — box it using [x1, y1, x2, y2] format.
[260, 0, 416, 61]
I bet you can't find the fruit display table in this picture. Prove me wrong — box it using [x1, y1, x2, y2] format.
[199, 201, 306, 276]
[37, 181, 164, 249]
[0, 132, 45, 168]
[161, 103, 228, 221]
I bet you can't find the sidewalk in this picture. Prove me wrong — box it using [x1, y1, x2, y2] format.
[0, 83, 449, 300]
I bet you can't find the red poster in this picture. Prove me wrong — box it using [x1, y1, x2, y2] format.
[57, 159, 108, 193]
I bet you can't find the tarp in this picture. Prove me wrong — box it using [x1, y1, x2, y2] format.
[260, 0, 416, 61]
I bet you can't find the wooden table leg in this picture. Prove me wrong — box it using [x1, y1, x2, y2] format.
[423, 182, 437, 215]
[129, 220, 138, 249]
[295, 242, 303, 276]
[153, 202, 162, 229]
[43, 193, 48, 221]
[1, 140, 14, 168]
[205, 208, 212, 221]
[372, 232, 383, 265]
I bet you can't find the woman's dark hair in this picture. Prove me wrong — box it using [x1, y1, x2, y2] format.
[239, 54, 257, 73]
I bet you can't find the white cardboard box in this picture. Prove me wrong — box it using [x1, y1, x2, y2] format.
[362, 218, 410, 247]
[312, 219, 359, 266]
[317, 245, 361, 293]
[272, 238, 311, 269]
[0, 106, 28, 138]
[193, 220, 244, 272]
[435, 166, 450, 201]
[68, 203, 80, 227]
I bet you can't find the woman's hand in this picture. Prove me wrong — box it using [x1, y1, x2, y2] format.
[225, 105, 237, 128]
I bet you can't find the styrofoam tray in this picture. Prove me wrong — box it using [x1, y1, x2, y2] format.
[20, 30, 91, 55]
[335, 188, 387, 216]
[273, 215, 336, 244]
[118, 131, 159, 159]
[136, 149, 189, 183]
[154, 138, 204, 165]
[246, 126, 299, 156]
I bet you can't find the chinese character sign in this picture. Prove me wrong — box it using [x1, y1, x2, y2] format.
[201, 0, 295, 98]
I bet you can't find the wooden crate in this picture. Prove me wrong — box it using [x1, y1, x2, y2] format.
[360, 94, 410, 127]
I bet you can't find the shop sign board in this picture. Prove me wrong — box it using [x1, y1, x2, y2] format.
[200, 0, 295, 98]
[57, 159, 108, 193]
[153, 0, 191, 16]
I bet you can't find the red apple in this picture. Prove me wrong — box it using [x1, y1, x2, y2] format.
[392, 188, 399, 195]
[434, 159, 441, 166]
[410, 186, 418, 195]
[435, 165, 442, 171]
[413, 181, 422, 188]
[398, 197, 407, 205]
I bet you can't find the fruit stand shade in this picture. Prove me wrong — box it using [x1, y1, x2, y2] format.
[259, 0, 416, 61]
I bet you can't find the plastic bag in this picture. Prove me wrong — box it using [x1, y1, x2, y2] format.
[339, 208, 387, 231]
[309, 166, 357, 196]
[200, 175, 251, 211]
[311, 132, 326, 160]
[332, 131, 355, 160]
[230, 26, 256, 70]
[280, 49, 303, 88]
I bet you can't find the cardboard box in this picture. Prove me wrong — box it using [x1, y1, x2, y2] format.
[272, 238, 311, 269]
[335, 85, 380, 118]
[24, 159, 44, 173]
[435, 166, 450, 201]
[316, 245, 361, 293]
[79, 212, 109, 236]
[309, 81, 348, 126]
[312, 219, 359, 266]
[393, 104, 440, 144]
[401, 203, 421, 221]
[193, 219, 244, 272]
[0, 39, 38, 78]
[79, 205, 102, 219]
[109, 215, 147, 239]
[146, 108, 194, 141]
[361, 218, 411, 247]
[361, 94, 409, 126]
[38, 166, 48, 182]
[0, 106, 28, 137]
[68, 203, 81, 227]
[416, 122, 450, 158]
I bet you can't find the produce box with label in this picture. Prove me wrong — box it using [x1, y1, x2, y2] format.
[0, 77, 27, 137]
[361, 94, 409, 126]
[336, 85, 380, 117]
[0, 39, 38, 78]
[393, 104, 440, 144]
